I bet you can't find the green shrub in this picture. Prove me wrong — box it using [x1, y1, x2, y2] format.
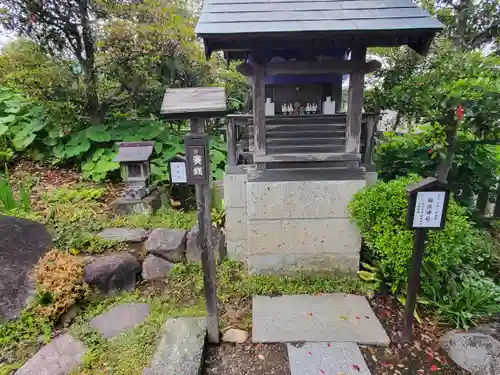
[428, 270, 500, 329]
[348, 175, 474, 295]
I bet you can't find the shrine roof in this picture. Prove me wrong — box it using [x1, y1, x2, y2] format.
[196, 0, 443, 55]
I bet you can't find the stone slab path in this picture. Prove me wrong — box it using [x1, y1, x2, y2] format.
[287, 342, 371, 375]
[252, 294, 390, 346]
[90, 302, 151, 339]
[16, 334, 86, 375]
[142, 317, 206, 375]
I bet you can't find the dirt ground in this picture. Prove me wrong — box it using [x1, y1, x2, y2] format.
[203, 342, 290, 375]
[360, 295, 469, 375]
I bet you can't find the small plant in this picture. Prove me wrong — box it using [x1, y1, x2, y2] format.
[44, 186, 106, 203]
[0, 166, 31, 212]
[32, 250, 89, 320]
[428, 270, 500, 329]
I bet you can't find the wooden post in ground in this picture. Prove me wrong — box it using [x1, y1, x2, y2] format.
[160, 87, 226, 344]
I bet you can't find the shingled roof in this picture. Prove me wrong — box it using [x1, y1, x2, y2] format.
[196, 0, 443, 55]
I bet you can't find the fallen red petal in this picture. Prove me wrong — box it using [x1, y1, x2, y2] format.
[308, 351, 312, 356]
[320, 370, 325, 374]
[309, 312, 313, 317]
[327, 343, 331, 347]
[353, 364, 360, 371]
[355, 316, 361, 320]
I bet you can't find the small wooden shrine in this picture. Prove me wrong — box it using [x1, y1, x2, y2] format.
[196, 0, 443, 274]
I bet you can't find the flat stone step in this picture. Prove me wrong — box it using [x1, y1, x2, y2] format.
[287, 342, 371, 375]
[252, 294, 390, 346]
[16, 334, 86, 375]
[142, 317, 206, 375]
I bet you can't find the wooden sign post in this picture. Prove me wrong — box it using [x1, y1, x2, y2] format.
[403, 177, 450, 342]
[160, 87, 226, 344]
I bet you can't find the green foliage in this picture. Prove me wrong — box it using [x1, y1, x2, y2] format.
[108, 206, 197, 230]
[44, 186, 106, 203]
[0, 310, 53, 373]
[0, 167, 31, 212]
[375, 127, 500, 201]
[428, 270, 500, 329]
[168, 260, 363, 305]
[348, 175, 474, 295]
[349, 175, 500, 328]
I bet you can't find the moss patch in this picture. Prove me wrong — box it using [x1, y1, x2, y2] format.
[70, 293, 205, 375]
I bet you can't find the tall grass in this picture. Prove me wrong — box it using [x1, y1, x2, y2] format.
[0, 166, 31, 212]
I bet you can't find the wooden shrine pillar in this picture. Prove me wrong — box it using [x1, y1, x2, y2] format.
[252, 57, 266, 160]
[346, 47, 367, 155]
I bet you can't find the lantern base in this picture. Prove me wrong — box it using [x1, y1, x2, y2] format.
[111, 189, 165, 216]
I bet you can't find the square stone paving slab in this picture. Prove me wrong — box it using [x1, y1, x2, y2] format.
[90, 302, 151, 339]
[287, 342, 371, 375]
[253, 294, 390, 346]
[16, 334, 86, 375]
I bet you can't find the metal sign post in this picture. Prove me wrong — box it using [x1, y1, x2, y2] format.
[184, 119, 219, 344]
[403, 177, 450, 342]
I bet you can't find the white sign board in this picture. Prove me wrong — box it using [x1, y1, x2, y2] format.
[412, 191, 446, 228]
[170, 162, 187, 184]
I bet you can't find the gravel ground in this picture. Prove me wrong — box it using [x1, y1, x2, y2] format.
[203, 343, 290, 375]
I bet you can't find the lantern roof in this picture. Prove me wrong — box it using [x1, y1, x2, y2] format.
[114, 142, 154, 162]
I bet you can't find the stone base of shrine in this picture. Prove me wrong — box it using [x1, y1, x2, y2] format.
[224, 166, 365, 275]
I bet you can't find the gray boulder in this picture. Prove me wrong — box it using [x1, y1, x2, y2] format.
[98, 228, 148, 243]
[145, 228, 186, 263]
[142, 254, 174, 280]
[0, 216, 53, 320]
[440, 330, 500, 375]
[83, 253, 141, 294]
[186, 226, 226, 264]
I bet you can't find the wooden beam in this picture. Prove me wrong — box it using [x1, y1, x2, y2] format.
[262, 59, 380, 76]
[346, 47, 367, 155]
[252, 59, 266, 157]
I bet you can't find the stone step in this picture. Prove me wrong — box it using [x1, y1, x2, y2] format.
[266, 137, 345, 146]
[142, 317, 206, 375]
[287, 342, 371, 375]
[252, 294, 390, 346]
[16, 334, 86, 375]
[267, 144, 345, 154]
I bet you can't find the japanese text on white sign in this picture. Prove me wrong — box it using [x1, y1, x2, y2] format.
[412, 191, 446, 228]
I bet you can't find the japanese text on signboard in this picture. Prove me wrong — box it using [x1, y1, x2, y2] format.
[412, 191, 445, 228]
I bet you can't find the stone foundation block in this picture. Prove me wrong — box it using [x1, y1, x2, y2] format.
[247, 179, 365, 219]
[111, 190, 164, 216]
[224, 169, 247, 208]
[225, 207, 247, 242]
[247, 218, 361, 255]
[247, 252, 359, 275]
[226, 239, 248, 261]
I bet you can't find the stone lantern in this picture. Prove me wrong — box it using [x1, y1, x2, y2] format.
[114, 141, 154, 200]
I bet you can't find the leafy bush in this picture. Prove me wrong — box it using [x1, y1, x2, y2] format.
[348, 175, 474, 295]
[375, 127, 500, 205]
[31, 250, 89, 320]
[428, 270, 500, 329]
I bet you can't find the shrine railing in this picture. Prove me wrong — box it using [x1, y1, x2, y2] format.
[226, 113, 379, 168]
